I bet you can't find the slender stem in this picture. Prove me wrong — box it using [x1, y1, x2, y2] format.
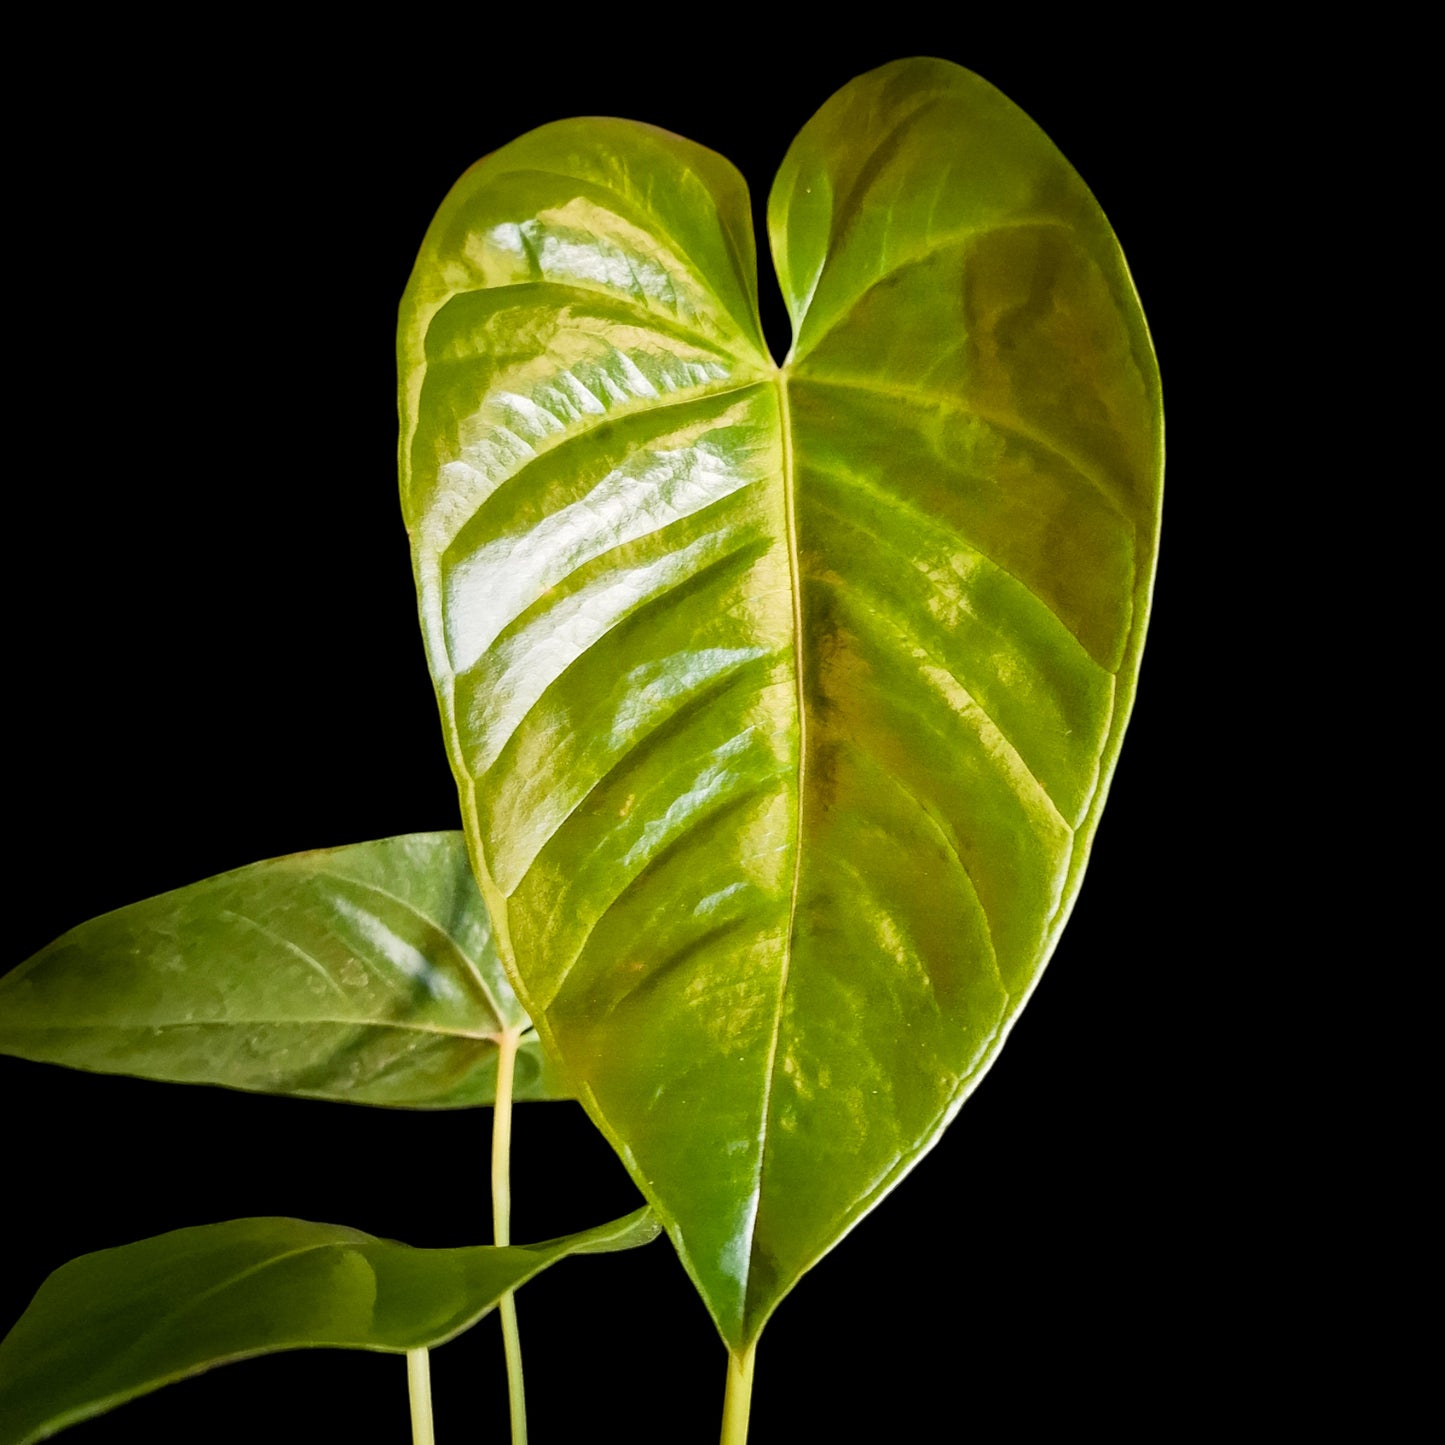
[720, 1345, 756, 1445]
[498, 1294, 526, 1441]
[407, 1348, 435, 1445]
[492, 1027, 527, 1445]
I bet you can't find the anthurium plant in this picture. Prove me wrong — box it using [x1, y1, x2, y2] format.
[2, 57, 1160, 1445]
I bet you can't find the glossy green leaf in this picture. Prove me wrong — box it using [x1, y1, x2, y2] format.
[0, 833, 571, 1106]
[0, 1208, 657, 1445]
[399, 59, 1161, 1349]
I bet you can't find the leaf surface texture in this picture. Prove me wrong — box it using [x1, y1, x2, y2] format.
[400, 59, 1162, 1346]
[0, 834, 569, 1106]
[0, 1209, 656, 1444]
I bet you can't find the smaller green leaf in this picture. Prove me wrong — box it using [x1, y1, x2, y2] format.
[0, 833, 571, 1106]
[0, 1208, 658, 1444]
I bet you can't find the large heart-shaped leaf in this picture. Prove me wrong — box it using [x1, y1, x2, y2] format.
[0, 1207, 657, 1444]
[399, 59, 1161, 1350]
[0, 833, 570, 1106]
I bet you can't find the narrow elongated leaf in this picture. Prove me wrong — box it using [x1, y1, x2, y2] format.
[0, 833, 570, 1106]
[0, 1208, 657, 1445]
[400, 60, 1161, 1347]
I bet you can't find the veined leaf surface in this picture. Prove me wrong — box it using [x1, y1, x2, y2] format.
[0, 833, 570, 1106]
[400, 59, 1162, 1348]
[0, 1208, 657, 1444]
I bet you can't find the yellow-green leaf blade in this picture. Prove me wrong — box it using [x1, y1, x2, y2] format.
[0, 1209, 657, 1445]
[401, 62, 1161, 1351]
[0, 833, 571, 1106]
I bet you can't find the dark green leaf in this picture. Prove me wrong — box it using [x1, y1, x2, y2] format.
[0, 1208, 657, 1444]
[399, 59, 1161, 1347]
[0, 833, 570, 1106]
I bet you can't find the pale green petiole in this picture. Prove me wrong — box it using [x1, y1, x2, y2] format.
[720, 1344, 756, 1445]
[493, 1026, 527, 1445]
[407, 1348, 435, 1445]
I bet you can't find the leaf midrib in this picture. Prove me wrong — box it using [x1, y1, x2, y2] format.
[4, 1017, 508, 1042]
[737, 367, 804, 1330]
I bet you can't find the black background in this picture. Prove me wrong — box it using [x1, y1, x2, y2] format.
[6, 19, 1280, 1443]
